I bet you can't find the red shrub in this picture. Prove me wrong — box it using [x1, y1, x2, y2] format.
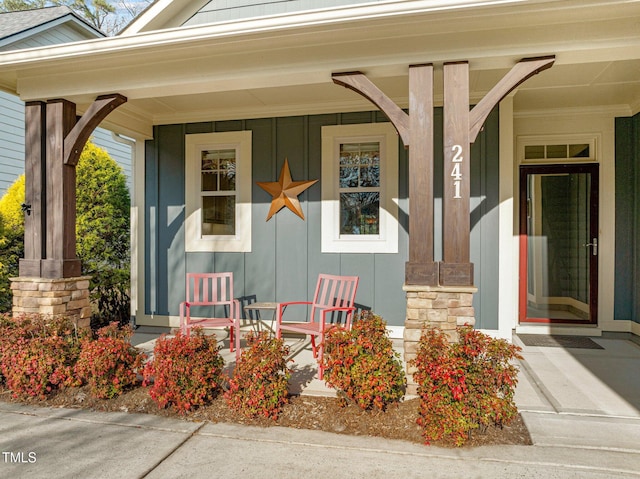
[0, 314, 82, 398]
[225, 331, 291, 420]
[75, 323, 145, 399]
[411, 326, 522, 446]
[143, 329, 224, 413]
[322, 311, 406, 411]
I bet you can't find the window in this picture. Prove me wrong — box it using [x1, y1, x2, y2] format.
[185, 131, 251, 252]
[518, 134, 597, 163]
[321, 123, 398, 253]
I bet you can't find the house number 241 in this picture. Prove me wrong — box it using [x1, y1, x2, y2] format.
[451, 144, 463, 199]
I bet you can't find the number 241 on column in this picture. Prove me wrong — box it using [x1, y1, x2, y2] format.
[451, 144, 463, 199]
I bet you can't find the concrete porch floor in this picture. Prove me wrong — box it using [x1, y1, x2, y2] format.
[131, 324, 409, 398]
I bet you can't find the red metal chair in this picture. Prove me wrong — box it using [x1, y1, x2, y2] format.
[276, 273, 359, 379]
[180, 272, 241, 361]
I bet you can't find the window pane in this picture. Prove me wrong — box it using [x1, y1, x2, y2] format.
[546, 145, 567, 158]
[202, 196, 235, 235]
[202, 149, 236, 192]
[525, 145, 545, 159]
[359, 166, 380, 187]
[202, 172, 218, 191]
[569, 144, 590, 158]
[340, 192, 379, 235]
[339, 142, 380, 188]
[339, 166, 359, 188]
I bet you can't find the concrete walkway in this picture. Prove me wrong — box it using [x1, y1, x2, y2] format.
[0, 330, 638, 478]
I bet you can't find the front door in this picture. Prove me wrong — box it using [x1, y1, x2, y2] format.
[519, 164, 599, 325]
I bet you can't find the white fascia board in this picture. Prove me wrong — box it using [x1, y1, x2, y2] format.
[0, 0, 615, 66]
[121, 0, 211, 36]
[0, 0, 637, 72]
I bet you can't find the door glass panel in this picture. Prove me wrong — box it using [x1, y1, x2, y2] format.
[525, 172, 592, 321]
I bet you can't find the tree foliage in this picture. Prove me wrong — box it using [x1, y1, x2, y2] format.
[0, 141, 131, 326]
[0, 175, 25, 311]
[76, 142, 130, 327]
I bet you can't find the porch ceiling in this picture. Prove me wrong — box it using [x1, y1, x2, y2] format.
[0, 0, 637, 138]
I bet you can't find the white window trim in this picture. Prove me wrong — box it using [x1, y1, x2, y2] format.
[185, 131, 252, 252]
[517, 133, 599, 163]
[321, 123, 398, 254]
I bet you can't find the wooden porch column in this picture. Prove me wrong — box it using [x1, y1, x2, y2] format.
[441, 62, 473, 285]
[406, 64, 438, 285]
[19, 102, 47, 277]
[17, 94, 127, 279]
[41, 99, 80, 278]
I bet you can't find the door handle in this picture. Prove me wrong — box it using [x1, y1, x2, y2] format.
[582, 238, 598, 256]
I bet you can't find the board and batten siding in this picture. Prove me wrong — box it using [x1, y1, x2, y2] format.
[144, 108, 501, 329]
[615, 113, 640, 324]
[0, 91, 132, 195]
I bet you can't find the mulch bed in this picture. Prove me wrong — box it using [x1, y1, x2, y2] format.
[0, 384, 532, 448]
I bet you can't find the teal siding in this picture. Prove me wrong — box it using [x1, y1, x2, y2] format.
[615, 114, 640, 323]
[470, 110, 500, 330]
[145, 109, 500, 327]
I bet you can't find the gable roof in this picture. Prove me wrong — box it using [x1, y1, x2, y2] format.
[0, 6, 104, 48]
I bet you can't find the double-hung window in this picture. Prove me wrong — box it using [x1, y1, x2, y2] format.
[321, 123, 398, 253]
[185, 131, 252, 252]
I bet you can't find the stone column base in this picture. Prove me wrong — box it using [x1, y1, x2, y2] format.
[10, 276, 93, 329]
[403, 284, 478, 395]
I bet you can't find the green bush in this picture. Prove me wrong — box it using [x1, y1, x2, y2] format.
[410, 326, 522, 446]
[0, 142, 130, 327]
[225, 331, 291, 420]
[0, 175, 25, 311]
[143, 329, 225, 413]
[76, 142, 131, 328]
[322, 311, 406, 411]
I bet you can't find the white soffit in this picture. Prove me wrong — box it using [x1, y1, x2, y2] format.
[0, 0, 636, 131]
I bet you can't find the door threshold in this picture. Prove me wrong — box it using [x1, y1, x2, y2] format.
[516, 324, 602, 337]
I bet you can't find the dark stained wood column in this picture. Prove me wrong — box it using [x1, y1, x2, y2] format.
[41, 99, 81, 278]
[19, 102, 47, 277]
[405, 64, 438, 285]
[441, 62, 473, 285]
[18, 94, 127, 279]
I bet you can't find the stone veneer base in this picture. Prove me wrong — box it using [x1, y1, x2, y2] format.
[403, 284, 478, 395]
[10, 276, 92, 329]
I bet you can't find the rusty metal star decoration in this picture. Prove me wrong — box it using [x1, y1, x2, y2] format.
[257, 158, 318, 221]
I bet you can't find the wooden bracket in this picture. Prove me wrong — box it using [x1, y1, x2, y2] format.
[64, 94, 127, 166]
[332, 72, 410, 146]
[469, 56, 555, 142]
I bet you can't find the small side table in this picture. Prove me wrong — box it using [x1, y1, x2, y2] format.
[243, 302, 278, 336]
